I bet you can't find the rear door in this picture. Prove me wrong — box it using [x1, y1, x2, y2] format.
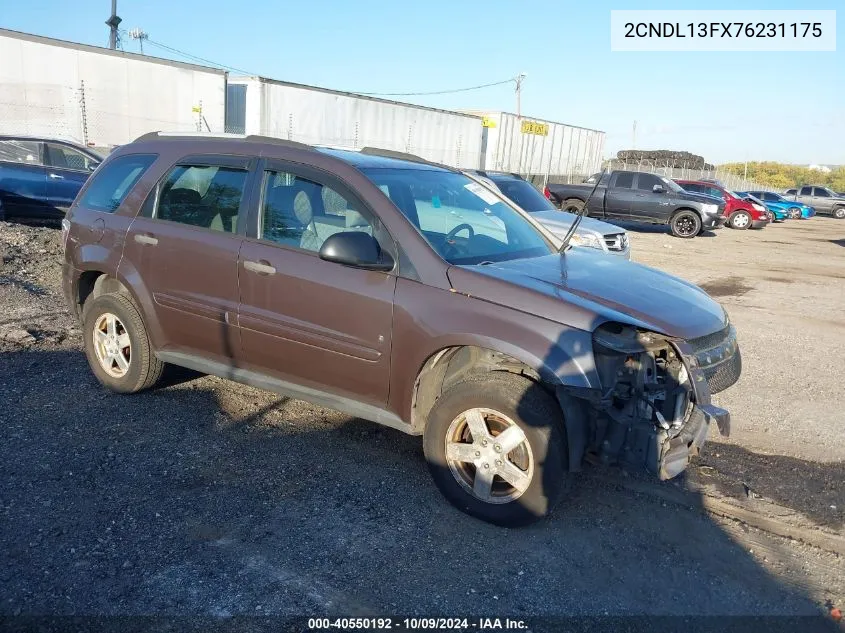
[44, 143, 98, 212]
[0, 139, 48, 218]
[629, 173, 670, 222]
[237, 160, 396, 406]
[121, 155, 253, 362]
[602, 171, 636, 220]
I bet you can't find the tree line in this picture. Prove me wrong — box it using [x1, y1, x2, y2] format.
[719, 162, 845, 192]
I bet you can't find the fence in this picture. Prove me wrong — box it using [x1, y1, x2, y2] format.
[606, 158, 768, 192]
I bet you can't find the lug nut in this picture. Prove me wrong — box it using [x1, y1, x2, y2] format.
[475, 451, 481, 457]
[495, 460, 503, 466]
[483, 463, 490, 469]
[494, 444, 502, 452]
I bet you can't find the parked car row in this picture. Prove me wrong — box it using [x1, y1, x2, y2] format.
[58, 131, 739, 526]
[0, 136, 102, 221]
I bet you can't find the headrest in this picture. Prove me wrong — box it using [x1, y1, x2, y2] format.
[346, 210, 368, 228]
[166, 188, 201, 205]
[293, 190, 313, 225]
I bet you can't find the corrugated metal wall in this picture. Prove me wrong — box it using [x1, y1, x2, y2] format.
[231, 77, 484, 169]
[0, 29, 227, 147]
[478, 111, 605, 180]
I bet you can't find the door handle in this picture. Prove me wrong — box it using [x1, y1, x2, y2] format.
[244, 260, 276, 275]
[134, 233, 158, 246]
[49, 173, 64, 180]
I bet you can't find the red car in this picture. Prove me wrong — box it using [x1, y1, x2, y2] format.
[675, 180, 769, 230]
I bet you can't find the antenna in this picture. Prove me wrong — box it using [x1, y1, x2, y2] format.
[559, 169, 607, 254]
[105, 0, 122, 50]
[128, 27, 148, 53]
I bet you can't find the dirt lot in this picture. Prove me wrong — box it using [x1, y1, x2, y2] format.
[0, 217, 843, 625]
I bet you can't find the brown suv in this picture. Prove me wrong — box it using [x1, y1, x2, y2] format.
[62, 133, 740, 526]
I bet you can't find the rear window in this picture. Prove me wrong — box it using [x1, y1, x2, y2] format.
[77, 154, 157, 213]
[491, 178, 555, 212]
[0, 139, 41, 165]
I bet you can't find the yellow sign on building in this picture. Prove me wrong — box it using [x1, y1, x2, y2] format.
[521, 120, 549, 136]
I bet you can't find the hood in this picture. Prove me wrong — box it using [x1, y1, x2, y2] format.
[678, 191, 723, 206]
[529, 209, 626, 237]
[447, 251, 727, 340]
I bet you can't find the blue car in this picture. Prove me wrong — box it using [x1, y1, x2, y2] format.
[0, 136, 102, 221]
[740, 190, 815, 220]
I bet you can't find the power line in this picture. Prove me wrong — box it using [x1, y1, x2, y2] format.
[119, 32, 518, 99]
[356, 78, 518, 97]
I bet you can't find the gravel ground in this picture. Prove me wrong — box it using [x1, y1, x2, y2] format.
[0, 218, 843, 624]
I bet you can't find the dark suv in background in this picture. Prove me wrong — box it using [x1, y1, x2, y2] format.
[0, 136, 102, 221]
[62, 133, 739, 526]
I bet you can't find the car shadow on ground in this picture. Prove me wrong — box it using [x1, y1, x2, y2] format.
[0, 348, 841, 629]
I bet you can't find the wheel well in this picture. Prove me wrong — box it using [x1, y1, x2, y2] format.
[77, 272, 130, 313]
[410, 345, 552, 433]
[671, 207, 701, 221]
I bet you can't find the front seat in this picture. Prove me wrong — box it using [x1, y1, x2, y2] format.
[292, 189, 320, 251]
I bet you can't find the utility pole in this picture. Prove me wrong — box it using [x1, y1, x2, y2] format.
[632, 120, 637, 149]
[515, 73, 526, 118]
[106, 0, 122, 50]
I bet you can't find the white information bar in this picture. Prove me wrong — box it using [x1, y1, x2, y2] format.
[611, 10, 836, 52]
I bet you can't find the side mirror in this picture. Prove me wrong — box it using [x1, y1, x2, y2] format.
[319, 231, 394, 272]
[652, 184, 665, 193]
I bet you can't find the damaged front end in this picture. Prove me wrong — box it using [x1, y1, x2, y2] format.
[560, 322, 737, 480]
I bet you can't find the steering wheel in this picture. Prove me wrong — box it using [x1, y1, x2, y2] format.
[443, 223, 475, 258]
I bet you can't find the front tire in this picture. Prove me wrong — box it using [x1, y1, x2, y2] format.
[670, 210, 702, 238]
[833, 206, 845, 219]
[423, 373, 568, 527]
[788, 207, 801, 219]
[82, 293, 164, 393]
[728, 210, 751, 230]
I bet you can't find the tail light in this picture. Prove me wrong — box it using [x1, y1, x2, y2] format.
[543, 186, 551, 199]
[61, 218, 70, 252]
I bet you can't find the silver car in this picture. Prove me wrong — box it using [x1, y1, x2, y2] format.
[469, 171, 631, 259]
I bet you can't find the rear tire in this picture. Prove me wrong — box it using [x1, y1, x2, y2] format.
[562, 198, 585, 213]
[788, 207, 801, 219]
[833, 206, 845, 219]
[728, 210, 751, 230]
[82, 293, 164, 394]
[670, 210, 702, 238]
[423, 373, 568, 527]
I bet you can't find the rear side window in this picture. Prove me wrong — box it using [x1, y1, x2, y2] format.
[681, 183, 700, 193]
[613, 172, 635, 188]
[77, 154, 156, 213]
[800, 186, 812, 196]
[155, 164, 248, 233]
[0, 139, 41, 165]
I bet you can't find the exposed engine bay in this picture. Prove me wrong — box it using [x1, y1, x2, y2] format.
[561, 322, 734, 480]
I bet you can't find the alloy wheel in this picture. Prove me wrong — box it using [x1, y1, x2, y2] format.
[92, 312, 132, 378]
[444, 408, 534, 504]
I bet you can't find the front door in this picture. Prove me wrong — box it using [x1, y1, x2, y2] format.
[43, 142, 97, 212]
[121, 156, 253, 362]
[237, 162, 396, 406]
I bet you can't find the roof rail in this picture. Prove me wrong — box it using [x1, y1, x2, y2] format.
[131, 131, 313, 151]
[359, 147, 429, 164]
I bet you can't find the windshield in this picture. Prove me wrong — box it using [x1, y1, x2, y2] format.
[361, 168, 554, 265]
[490, 178, 556, 213]
[659, 176, 685, 193]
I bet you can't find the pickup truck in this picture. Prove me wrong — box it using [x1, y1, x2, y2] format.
[783, 185, 845, 219]
[547, 171, 727, 238]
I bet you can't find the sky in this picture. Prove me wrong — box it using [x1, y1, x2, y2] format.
[1, 0, 842, 164]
